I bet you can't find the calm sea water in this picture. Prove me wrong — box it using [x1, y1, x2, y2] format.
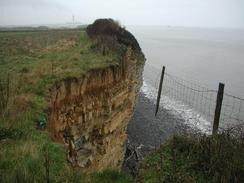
[128, 26, 244, 130]
[128, 26, 244, 98]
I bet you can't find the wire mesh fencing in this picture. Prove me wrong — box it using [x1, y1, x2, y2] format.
[220, 93, 244, 128]
[163, 72, 217, 121]
[143, 65, 244, 134]
[162, 72, 217, 131]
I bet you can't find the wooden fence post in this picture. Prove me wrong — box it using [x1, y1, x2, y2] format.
[155, 66, 165, 116]
[213, 83, 225, 135]
[6, 73, 10, 107]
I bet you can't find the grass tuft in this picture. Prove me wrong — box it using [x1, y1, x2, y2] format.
[91, 169, 133, 183]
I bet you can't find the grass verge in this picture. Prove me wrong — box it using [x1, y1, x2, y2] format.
[138, 131, 244, 183]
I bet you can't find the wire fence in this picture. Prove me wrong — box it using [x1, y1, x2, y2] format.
[220, 93, 244, 128]
[143, 65, 244, 133]
[163, 72, 217, 122]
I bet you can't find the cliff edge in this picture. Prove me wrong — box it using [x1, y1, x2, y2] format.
[48, 19, 145, 171]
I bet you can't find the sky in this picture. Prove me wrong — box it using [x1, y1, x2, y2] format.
[0, 0, 244, 28]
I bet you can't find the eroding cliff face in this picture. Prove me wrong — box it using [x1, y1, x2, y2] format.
[48, 48, 144, 171]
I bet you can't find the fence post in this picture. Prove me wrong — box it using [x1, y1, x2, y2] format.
[213, 82, 225, 135]
[6, 73, 10, 107]
[155, 66, 165, 116]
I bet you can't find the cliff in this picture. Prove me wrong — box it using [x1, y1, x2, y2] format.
[48, 46, 144, 171]
[0, 20, 144, 181]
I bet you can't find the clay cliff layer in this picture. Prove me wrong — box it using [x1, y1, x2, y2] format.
[48, 47, 144, 171]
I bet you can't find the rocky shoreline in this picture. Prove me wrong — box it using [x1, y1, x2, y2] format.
[122, 92, 189, 177]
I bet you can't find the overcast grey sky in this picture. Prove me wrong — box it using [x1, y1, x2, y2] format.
[0, 0, 244, 28]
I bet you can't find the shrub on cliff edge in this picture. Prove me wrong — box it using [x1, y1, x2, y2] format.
[86, 18, 143, 56]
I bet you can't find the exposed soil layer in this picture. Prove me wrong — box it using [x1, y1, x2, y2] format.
[48, 48, 144, 171]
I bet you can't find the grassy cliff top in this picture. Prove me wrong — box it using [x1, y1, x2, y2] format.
[0, 29, 136, 182]
[0, 29, 124, 132]
[0, 17, 146, 182]
[0, 29, 121, 97]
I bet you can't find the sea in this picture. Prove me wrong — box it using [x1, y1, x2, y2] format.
[128, 26, 244, 132]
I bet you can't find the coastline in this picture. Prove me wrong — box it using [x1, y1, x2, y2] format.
[123, 92, 187, 176]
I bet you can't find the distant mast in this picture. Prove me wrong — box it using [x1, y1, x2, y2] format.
[72, 15, 75, 25]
